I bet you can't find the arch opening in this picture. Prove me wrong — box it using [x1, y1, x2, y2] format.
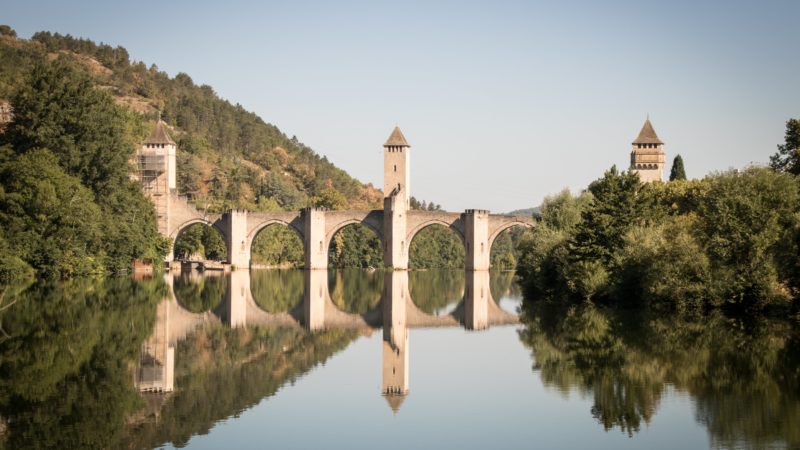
[408, 223, 465, 269]
[489, 224, 530, 271]
[328, 223, 383, 269]
[173, 271, 227, 313]
[173, 222, 227, 262]
[251, 223, 304, 269]
[327, 223, 384, 314]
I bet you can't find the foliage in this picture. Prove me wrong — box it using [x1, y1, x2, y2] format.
[669, 154, 687, 181]
[6, 31, 382, 212]
[0, 25, 16, 39]
[251, 225, 303, 268]
[172, 223, 227, 261]
[517, 165, 800, 312]
[409, 225, 465, 269]
[770, 118, 800, 175]
[0, 59, 167, 278]
[328, 225, 383, 269]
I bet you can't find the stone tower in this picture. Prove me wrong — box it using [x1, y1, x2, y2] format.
[137, 119, 177, 235]
[383, 126, 410, 204]
[630, 118, 666, 182]
[383, 127, 411, 269]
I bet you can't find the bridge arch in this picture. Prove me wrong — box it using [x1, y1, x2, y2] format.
[406, 218, 465, 247]
[170, 219, 230, 262]
[325, 218, 383, 246]
[169, 218, 226, 243]
[327, 221, 384, 269]
[247, 219, 305, 244]
[248, 220, 306, 269]
[488, 221, 534, 252]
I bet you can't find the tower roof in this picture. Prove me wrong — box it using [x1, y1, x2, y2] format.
[383, 393, 407, 413]
[384, 126, 410, 147]
[632, 118, 663, 145]
[144, 119, 176, 145]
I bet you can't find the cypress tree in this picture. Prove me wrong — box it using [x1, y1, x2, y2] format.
[670, 155, 687, 181]
[769, 118, 800, 175]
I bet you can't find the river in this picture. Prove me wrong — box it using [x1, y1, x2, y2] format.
[0, 269, 797, 449]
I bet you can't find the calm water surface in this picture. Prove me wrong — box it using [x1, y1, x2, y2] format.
[0, 269, 797, 449]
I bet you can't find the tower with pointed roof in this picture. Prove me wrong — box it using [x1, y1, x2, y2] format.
[384, 126, 410, 204]
[630, 118, 666, 182]
[137, 118, 177, 235]
[383, 127, 411, 269]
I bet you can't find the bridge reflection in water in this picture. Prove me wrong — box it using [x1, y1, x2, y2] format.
[135, 269, 520, 410]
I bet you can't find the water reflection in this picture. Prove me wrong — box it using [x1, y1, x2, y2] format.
[519, 302, 800, 448]
[132, 270, 518, 411]
[5, 269, 794, 449]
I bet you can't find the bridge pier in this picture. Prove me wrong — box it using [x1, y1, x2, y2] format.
[304, 208, 328, 270]
[224, 210, 250, 269]
[223, 269, 248, 328]
[304, 269, 327, 330]
[464, 209, 490, 271]
[464, 270, 490, 330]
[383, 196, 409, 270]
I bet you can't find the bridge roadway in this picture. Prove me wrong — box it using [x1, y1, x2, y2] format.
[164, 193, 534, 270]
[163, 269, 520, 345]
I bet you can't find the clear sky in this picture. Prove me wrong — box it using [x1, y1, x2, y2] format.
[3, 0, 799, 212]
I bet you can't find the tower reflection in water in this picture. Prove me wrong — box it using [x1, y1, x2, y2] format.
[135, 269, 517, 410]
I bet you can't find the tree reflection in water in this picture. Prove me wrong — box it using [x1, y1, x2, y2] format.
[518, 302, 800, 448]
[250, 269, 303, 313]
[408, 270, 464, 315]
[328, 268, 383, 314]
[0, 277, 168, 450]
[172, 271, 226, 313]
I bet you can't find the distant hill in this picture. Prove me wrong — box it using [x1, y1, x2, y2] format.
[0, 29, 382, 212]
[506, 207, 540, 218]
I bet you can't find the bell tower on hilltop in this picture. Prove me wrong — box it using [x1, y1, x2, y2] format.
[630, 118, 666, 183]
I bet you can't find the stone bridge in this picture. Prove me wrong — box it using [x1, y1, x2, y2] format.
[164, 192, 533, 270]
[140, 124, 535, 269]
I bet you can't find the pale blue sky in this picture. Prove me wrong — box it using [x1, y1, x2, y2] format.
[3, 0, 798, 212]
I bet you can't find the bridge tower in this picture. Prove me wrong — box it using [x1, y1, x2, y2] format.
[136, 118, 177, 236]
[383, 127, 410, 269]
[630, 117, 666, 182]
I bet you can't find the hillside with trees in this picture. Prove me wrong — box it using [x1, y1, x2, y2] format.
[0, 26, 534, 275]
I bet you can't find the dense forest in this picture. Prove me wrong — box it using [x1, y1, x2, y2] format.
[516, 118, 800, 313]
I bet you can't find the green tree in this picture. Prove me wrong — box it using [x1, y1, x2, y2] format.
[770, 118, 800, 175]
[0, 59, 167, 275]
[0, 25, 16, 38]
[669, 154, 687, 181]
[0, 149, 104, 278]
[569, 166, 642, 266]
